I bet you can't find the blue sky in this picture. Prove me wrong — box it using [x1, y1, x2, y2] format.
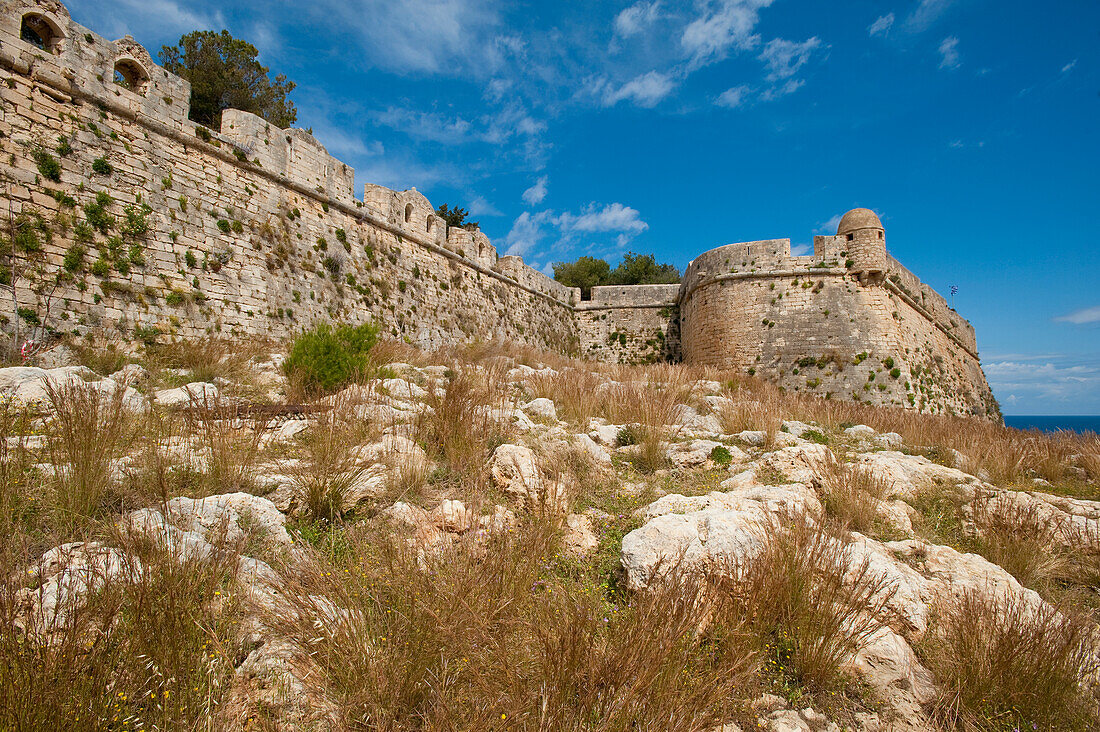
[70, 0, 1099, 414]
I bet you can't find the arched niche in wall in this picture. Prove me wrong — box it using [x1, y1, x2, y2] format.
[113, 57, 149, 95]
[19, 12, 64, 53]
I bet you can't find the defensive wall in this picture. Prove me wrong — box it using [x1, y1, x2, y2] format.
[0, 0, 581, 354]
[0, 0, 996, 417]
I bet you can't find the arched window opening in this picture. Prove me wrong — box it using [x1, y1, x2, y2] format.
[426, 217, 434, 234]
[404, 203, 413, 223]
[878, 231, 883, 239]
[113, 59, 149, 95]
[20, 14, 61, 53]
[846, 233, 854, 242]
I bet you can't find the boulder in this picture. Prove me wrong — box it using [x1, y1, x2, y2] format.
[667, 439, 725, 468]
[430, 499, 473, 533]
[563, 513, 599, 557]
[154, 381, 219, 407]
[736, 430, 768, 447]
[521, 397, 558, 422]
[843, 424, 877, 440]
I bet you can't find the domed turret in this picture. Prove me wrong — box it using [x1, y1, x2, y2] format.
[837, 208, 886, 280]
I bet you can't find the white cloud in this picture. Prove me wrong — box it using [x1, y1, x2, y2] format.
[615, 1, 662, 38]
[371, 107, 474, 144]
[308, 125, 385, 159]
[985, 359, 1100, 404]
[716, 85, 750, 108]
[468, 195, 502, 217]
[905, 0, 955, 32]
[603, 70, 676, 108]
[557, 202, 648, 234]
[790, 243, 811, 256]
[759, 37, 821, 81]
[522, 176, 549, 205]
[760, 78, 804, 101]
[69, 0, 224, 40]
[938, 36, 960, 69]
[504, 210, 553, 256]
[1061, 59, 1078, 74]
[1054, 306, 1100, 325]
[815, 213, 843, 234]
[317, 0, 501, 75]
[681, 0, 773, 68]
[868, 13, 894, 37]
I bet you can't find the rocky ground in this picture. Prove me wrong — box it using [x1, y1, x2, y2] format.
[2, 341, 1098, 730]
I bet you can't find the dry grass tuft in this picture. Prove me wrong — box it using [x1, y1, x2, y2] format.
[272, 520, 758, 729]
[526, 367, 607, 427]
[416, 366, 512, 494]
[186, 394, 269, 496]
[0, 530, 244, 731]
[146, 337, 268, 389]
[291, 395, 369, 522]
[922, 589, 1100, 731]
[46, 378, 132, 524]
[969, 495, 1067, 591]
[725, 513, 899, 693]
[815, 458, 890, 535]
[602, 375, 690, 473]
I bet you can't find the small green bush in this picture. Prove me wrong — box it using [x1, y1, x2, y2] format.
[710, 445, 733, 465]
[803, 429, 829, 445]
[184, 250, 197, 268]
[91, 157, 113, 175]
[616, 425, 639, 447]
[33, 149, 61, 182]
[283, 322, 381, 396]
[63, 244, 85, 272]
[216, 219, 231, 234]
[83, 191, 114, 234]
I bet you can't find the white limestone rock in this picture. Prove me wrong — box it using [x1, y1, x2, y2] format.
[154, 381, 219, 407]
[521, 397, 558, 422]
[563, 513, 599, 557]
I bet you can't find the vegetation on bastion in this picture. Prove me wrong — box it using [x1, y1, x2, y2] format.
[553, 252, 681, 298]
[158, 30, 298, 128]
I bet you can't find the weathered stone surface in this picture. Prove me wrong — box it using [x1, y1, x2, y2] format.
[563, 513, 599, 557]
[153, 381, 220, 406]
[521, 397, 559, 422]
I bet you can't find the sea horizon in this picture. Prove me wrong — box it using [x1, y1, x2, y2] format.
[1003, 415, 1100, 435]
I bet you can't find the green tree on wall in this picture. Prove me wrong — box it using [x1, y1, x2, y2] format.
[606, 252, 680, 286]
[435, 204, 479, 231]
[552, 256, 610, 299]
[159, 31, 297, 129]
[553, 252, 680, 298]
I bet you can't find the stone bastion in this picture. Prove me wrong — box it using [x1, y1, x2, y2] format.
[0, 0, 996, 417]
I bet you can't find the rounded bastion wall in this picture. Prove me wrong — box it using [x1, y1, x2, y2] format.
[679, 242, 998, 416]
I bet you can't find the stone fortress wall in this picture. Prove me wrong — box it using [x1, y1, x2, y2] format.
[677, 215, 995, 416]
[0, 0, 996, 417]
[0, 0, 581, 354]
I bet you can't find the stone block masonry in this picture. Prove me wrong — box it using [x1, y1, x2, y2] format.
[0, 0, 580, 353]
[0, 1, 997, 418]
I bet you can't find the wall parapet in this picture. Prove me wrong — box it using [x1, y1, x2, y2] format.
[577, 284, 679, 311]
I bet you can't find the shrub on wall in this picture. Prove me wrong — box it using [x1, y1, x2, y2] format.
[283, 322, 381, 396]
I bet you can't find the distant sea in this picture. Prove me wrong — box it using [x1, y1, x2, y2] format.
[1003, 415, 1100, 435]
